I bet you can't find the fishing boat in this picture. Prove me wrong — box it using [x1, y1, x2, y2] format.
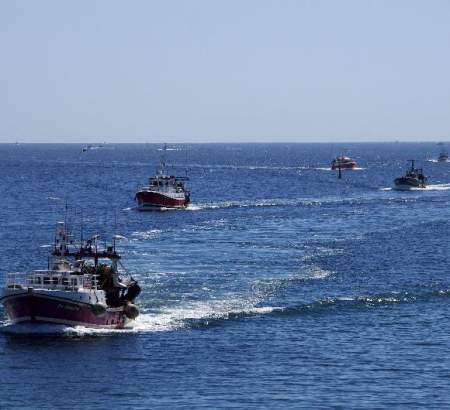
[394, 160, 426, 190]
[135, 144, 190, 211]
[438, 152, 449, 162]
[331, 156, 357, 170]
[81, 144, 104, 152]
[0, 222, 140, 329]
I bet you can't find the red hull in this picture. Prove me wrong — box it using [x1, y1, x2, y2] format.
[1, 292, 126, 328]
[331, 162, 357, 170]
[135, 190, 189, 210]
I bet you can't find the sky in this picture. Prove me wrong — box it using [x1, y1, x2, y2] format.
[1, 0, 450, 143]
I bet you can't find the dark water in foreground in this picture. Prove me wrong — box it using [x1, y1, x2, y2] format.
[1, 143, 450, 409]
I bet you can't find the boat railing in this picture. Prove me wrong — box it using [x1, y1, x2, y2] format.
[4, 272, 100, 291]
[4, 272, 26, 289]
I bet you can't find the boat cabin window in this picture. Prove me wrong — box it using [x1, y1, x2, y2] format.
[43, 277, 51, 284]
[52, 277, 59, 285]
[62, 278, 69, 286]
[70, 278, 78, 286]
[35, 277, 42, 284]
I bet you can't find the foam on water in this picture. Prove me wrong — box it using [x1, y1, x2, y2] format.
[418, 183, 450, 191]
[172, 162, 304, 171]
[427, 159, 449, 163]
[305, 266, 332, 280]
[141, 193, 432, 215]
[382, 183, 450, 191]
[130, 229, 163, 240]
[185, 198, 321, 211]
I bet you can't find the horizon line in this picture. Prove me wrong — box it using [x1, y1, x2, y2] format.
[1, 140, 450, 145]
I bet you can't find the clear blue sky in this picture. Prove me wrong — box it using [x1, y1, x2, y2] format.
[1, 0, 449, 143]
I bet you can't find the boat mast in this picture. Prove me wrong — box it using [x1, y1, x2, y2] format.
[157, 143, 167, 177]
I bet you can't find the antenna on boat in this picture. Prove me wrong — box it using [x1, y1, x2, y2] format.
[64, 200, 68, 228]
[113, 210, 117, 252]
[80, 208, 84, 244]
[163, 143, 167, 168]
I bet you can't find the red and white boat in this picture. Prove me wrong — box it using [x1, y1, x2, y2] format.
[0, 222, 140, 329]
[135, 144, 190, 211]
[331, 156, 357, 170]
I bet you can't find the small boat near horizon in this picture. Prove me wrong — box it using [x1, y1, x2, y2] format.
[135, 144, 190, 211]
[331, 155, 357, 170]
[81, 144, 104, 152]
[394, 160, 426, 190]
[0, 222, 140, 329]
[438, 151, 449, 162]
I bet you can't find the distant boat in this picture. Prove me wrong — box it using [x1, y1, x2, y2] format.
[81, 144, 104, 152]
[438, 152, 449, 162]
[135, 144, 190, 211]
[331, 156, 357, 170]
[394, 160, 426, 190]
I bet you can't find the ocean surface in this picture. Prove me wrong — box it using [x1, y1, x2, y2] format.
[1, 142, 450, 409]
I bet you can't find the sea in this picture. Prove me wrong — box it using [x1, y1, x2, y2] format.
[1, 142, 450, 409]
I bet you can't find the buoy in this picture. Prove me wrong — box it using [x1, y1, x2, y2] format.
[124, 303, 139, 319]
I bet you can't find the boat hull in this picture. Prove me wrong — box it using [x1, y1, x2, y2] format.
[393, 177, 424, 190]
[1, 290, 126, 329]
[135, 190, 189, 211]
[331, 162, 356, 170]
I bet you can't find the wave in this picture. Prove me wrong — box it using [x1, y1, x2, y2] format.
[418, 183, 450, 191]
[186, 194, 425, 212]
[186, 198, 307, 211]
[130, 229, 162, 240]
[172, 163, 305, 171]
[174, 163, 369, 172]
[427, 159, 450, 163]
[137, 287, 450, 330]
[385, 183, 450, 192]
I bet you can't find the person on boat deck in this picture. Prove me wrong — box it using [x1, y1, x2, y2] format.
[98, 265, 125, 289]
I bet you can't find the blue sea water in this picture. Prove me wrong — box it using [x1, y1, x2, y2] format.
[1, 142, 450, 409]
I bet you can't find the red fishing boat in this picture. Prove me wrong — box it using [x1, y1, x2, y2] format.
[0, 223, 140, 329]
[135, 144, 190, 211]
[331, 156, 357, 170]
